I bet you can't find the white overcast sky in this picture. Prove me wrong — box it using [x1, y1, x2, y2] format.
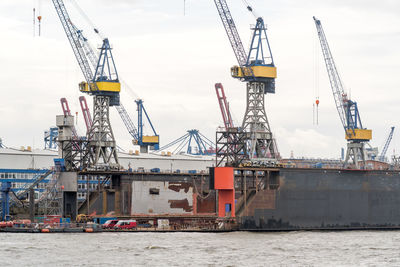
[0, 0, 399, 159]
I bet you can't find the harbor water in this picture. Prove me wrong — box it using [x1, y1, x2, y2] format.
[1, 231, 399, 266]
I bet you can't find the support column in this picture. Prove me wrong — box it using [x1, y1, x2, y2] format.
[102, 190, 107, 215]
[84, 95, 119, 169]
[242, 82, 277, 159]
[344, 142, 365, 169]
[29, 188, 35, 222]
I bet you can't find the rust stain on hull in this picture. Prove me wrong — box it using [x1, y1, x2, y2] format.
[168, 182, 191, 193]
[168, 199, 193, 212]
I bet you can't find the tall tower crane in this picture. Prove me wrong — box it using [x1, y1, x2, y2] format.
[378, 126, 395, 162]
[58, 1, 159, 154]
[214, 0, 277, 160]
[314, 17, 372, 168]
[52, 0, 119, 168]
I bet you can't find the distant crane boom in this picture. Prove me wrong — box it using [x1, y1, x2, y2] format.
[135, 99, 159, 151]
[115, 103, 139, 141]
[79, 96, 92, 134]
[379, 126, 395, 162]
[215, 83, 234, 130]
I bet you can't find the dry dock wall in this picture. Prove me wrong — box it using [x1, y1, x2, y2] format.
[82, 168, 400, 231]
[240, 168, 400, 230]
[85, 173, 216, 216]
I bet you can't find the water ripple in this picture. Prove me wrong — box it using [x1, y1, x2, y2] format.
[1, 231, 400, 266]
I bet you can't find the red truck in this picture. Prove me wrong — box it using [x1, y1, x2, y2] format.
[102, 220, 119, 229]
[113, 220, 137, 230]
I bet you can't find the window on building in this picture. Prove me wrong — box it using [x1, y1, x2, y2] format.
[149, 188, 160, 195]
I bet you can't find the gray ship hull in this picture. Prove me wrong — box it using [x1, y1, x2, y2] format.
[239, 168, 400, 230]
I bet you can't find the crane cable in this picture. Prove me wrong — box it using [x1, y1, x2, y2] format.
[70, 0, 104, 39]
[313, 30, 320, 125]
[241, 0, 258, 18]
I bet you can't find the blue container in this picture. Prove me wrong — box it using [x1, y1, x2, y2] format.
[150, 168, 161, 173]
[188, 170, 197, 174]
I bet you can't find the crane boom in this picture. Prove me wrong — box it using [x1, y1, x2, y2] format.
[71, 22, 98, 69]
[52, 0, 94, 86]
[115, 104, 139, 141]
[214, 0, 248, 67]
[379, 126, 395, 161]
[313, 17, 347, 129]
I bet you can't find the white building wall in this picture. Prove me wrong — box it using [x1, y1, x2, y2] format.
[0, 148, 214, 171]
[131, 181, 194, 215]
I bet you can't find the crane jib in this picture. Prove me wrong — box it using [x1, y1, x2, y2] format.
[313, 17, 371, 142]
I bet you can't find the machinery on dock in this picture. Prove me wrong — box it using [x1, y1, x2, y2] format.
[214, 0, 277, 162]
[314, 17, 372, 169]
